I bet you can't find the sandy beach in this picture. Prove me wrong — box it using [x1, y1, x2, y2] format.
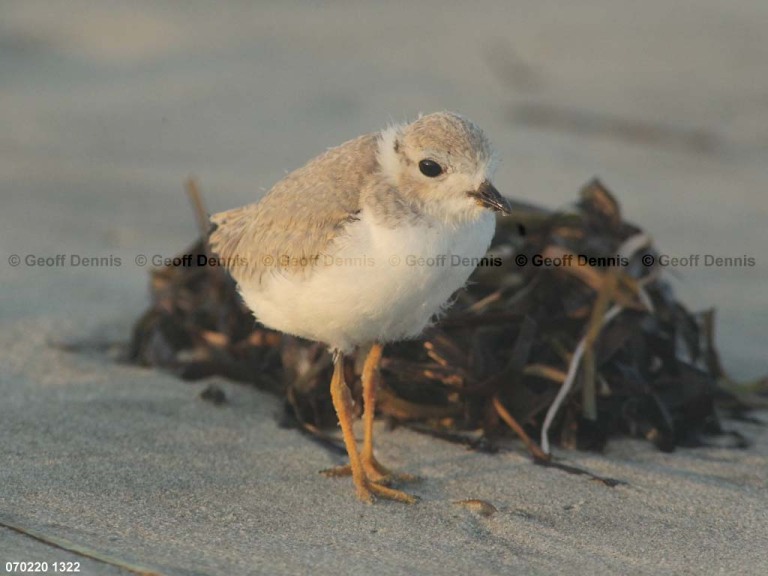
[1, 1, 767, 574]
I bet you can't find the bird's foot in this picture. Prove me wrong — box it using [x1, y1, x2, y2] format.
[322, 456, 420, 503]
[360, 479, 419, 504]
[321, 455, 420, 486]
[364, 455, 422, 486]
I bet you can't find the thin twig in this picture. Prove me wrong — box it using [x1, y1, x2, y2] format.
[492, 395, 549, 461]
[185, 177, 211, 254]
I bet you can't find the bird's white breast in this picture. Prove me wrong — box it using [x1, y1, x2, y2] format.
[239, 210, 496, 352]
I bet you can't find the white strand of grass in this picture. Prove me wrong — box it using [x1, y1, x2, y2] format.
[540, 232, 659, 454]
[618, 233, 655, 313]
[540, 304, 623, 454]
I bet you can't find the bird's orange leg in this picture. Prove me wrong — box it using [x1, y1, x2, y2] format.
[325, 349, 417, 503]
[328, 351, 371, 502]
[360, 344, 420, 485]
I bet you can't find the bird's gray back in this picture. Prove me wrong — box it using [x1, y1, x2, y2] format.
[209, 132, 379, 282]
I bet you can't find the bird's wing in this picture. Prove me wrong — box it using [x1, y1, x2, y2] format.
[209, 132, 379, 283]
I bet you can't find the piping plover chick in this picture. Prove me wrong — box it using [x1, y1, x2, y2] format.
[210, 112, 511, 503]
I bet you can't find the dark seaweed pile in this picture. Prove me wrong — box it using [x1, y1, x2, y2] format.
[129, 180, 750, 455]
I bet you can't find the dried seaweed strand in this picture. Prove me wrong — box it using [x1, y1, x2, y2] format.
[541, 230, 661, 453]
[492, 395, 549, 460]
[581, 272, 618, 420]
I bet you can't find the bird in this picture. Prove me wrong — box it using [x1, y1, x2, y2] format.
[209, 112, 511, 503]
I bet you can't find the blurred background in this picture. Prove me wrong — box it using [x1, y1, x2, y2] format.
[1, 0, 766, 379]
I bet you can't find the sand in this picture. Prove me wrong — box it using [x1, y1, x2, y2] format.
[1, 319, 767, 574]
[1, 1, 767, 574]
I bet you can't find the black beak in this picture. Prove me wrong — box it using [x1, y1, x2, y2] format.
[468, 180, 512, 215]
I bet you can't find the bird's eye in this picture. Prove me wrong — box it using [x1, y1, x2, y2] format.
[418, 159, 443, 178]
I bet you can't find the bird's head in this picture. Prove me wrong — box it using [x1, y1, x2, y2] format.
[377, 112, 510, 223]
